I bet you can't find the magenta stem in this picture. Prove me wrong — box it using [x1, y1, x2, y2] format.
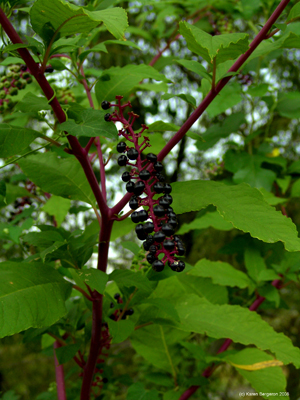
[95, 137, 107, 202]
[53, 341, 67, 400]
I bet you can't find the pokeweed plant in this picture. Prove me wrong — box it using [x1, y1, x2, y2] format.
[1, 0, 300, 399]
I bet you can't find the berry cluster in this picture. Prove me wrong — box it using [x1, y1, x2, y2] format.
[109, 293, 134, 320]
[102, 96, 185, 273]
[0, 64, 32, 113]
[56, 87, 75, 104]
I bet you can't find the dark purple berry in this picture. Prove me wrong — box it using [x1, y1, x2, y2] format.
[101, 100, 110, 110]
[149, 244, 158, 253]
[127, 148, 139, 160]
[167, 211, 177, 219]
[153, 231, 165, 242]
[173, 235, 181, 242]
[45, 67, 54, 73]
[139, 170, 151, 181]
[104, 113, 111, 122]
[129, 196, 139, 210]
[110, 302, 114, 308]
[153, 205, 165, 217]
[135, 224, 147, 240]
[177, 245, 185, 256]
[162, 223, 174, 236]
[168, 218, 178, 229]
[153, 161, 163, 172]
[163, 194, 173, 205]
[159, 197, 170, 208]
[125, 308, 134, 316]
[139, 209, 148, 222]
[164, 184, 172, 194]
[156, 173, 165, 182]
[163, 240, 175, 251]
[131, 211, 141, 223]
[169, 260, 185, 272]
[126, 181, 135, 193]
[114, 293, 121, 300]
[134, 181, 145, 196]
[152, 260, 164, 272]
[153, 182, 164, 193]
[118, 155, 127, 166]
[147, 253, 157, 263]
[146, 153, 157, 163]
[144, 221, 154, 233]
[117, 141, 127, 153]
[143, 240, 151, 251]
[121, 172, 131, 182]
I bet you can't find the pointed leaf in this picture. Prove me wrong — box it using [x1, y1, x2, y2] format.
[109, 270, 153, 294]
[177, 211, 234, 234]
[41, 195, 71, 227]
[175, 59, 212, 81]
[172, 180, 300, 251]
[0, 262, 70, 338]
[18, 152, 96, 206]
[76, 269, 108, 294]
[106, 318, 135, 343]
[0, 124, 40, 158]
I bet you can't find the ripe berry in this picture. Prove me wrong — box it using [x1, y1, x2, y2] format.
[101, 100, 110, 110]
[114, 293, 121, 300]
[125, 308, 134, 316]
[139, 209, 148, 222]
[131, 211, 140, 223]
[173, 235, 181, 243]
[117, 141, 127, 153]
[162, 223, 174, 236]
[167, 211, 176, 219]
[169, 260, 185, 272]
[168, 218, 178, 229]
[152, 260, 164, 272]
[147, 253, 156, 263]
[153, 205, 165, 217]
[164, 183, 172, 194]
[156, 173, 165, 182]
[153, 231, 165, 242]
[139, 170, 151, 181]
[104, 113, 111, 122]
[121, 172, 131, 182]
[153, 161, 163, 172]
[126, 181, 135, 193]
[153, 182, 164, 193]
[143, 221, 154, 234]
[177, 245, 185, 256]
[129, 196, 139, 210]
[127, 148, 139, 160]
[134, 181, 145, 196]
[163, 194, 173, 205]
[149, 244, 158, 253]
[146, 153, 157, 163]
[163, 240, 175, 251]
[118, 155, 127, 166]
[159, 197, 170, 209]
[135, 224, 147, 240]
[143, 240, 151, 251]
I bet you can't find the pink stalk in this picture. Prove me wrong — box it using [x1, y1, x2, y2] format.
[53, 341, 67, 400]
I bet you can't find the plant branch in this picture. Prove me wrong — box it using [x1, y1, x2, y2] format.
[53, 341, 67, 400]
[95, 137, 107, 202]
[73, 285, 93, 301]
[158, 0, 292, 163]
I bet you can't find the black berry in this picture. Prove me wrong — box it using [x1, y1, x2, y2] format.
[152, 260, 164, 272]
[126, 181, 135, 193]
[135, 224, 147, 240]
[177, 245, 185, 256]
[139, 170, 151, 181]
[162, 223, 174, 236]
[121, 172, 131, 182]
[153, 205, 165, 217]
[143, 240, 152, 251]
[168, 218, 178, 229]
[163, 240, 175, 251]
[118, 155, 127, 166]
[117, 141, 127, 153]
[104, 113, 111, 122]
[153, 161, 163, 172]
[129, 196, 139, 210]
[143, 221, 154, 233]
[114, 293, 121, 300]
[134, 181, 145, 196]
[153, 182, 164, 193]
[163, 194, 173, 205]
[125, 308, 134, 316]
[159, 197, 170, 208]
[153, 231, 165, 242]
[169, 260, 185, 272]
[164, 183, 172, 194]
[156, 173, 165, 182]
[149, 245, 158, 254]
[101, 100, 110, 110]
[146, 153, 157, 163]
[127, 148, 139, 160]
[147, 253, 156, 263]
[139, 209, 148, 222]
[167, 211, 177, 219]
[131, 211, 141, 223]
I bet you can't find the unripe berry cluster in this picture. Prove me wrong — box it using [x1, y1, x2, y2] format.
[0, 64, 32, 113]
[56, 87, 75, 104]
[102, 96, 185, 273]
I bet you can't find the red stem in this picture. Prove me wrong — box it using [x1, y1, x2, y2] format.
[53, 341, 67, 400]
[158, 0, 292, 163]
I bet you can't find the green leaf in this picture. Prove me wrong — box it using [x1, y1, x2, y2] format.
[188, 259, 252, 289]
[55, 342, 81, 364]
[18, 152, 96, 206]
[276, 91, 300, 118]
[95, 64, 169, 103]
[244, 246, 267, 282]
[179, 21, 249, 65]
[76, 269, 108, 294]
[121, 241, 140, 256]
[205, 82, 242, 118]
[1, 391, 20, 400]
[287, 2, 300, 21]
[0, 57, 23, 66]
[175, 294, 300, 367]
[22, 230, 65, 248]
[127, 382, 160, 400]
[109, 270, 152, 294]
[0, 124, 40, 158]
[177, 211, 233, 234]
[16, 92, 52, 113]
[41, 195, 71, 227]
[106, 318, 135, 343]
[78, 42, 108, 62]
[148, 121, 179, 132]
[172, 180, 300, 252]
[30, 0, 128, 42]
[60, 109, 118, 139]
[175, 59, 212, 81]
[218, 348, 287, 399]
[0, 262, 70, 338]
[0, 181, 6, 201]
[140, 298, 180, 323]
[161, 92, 197, 108]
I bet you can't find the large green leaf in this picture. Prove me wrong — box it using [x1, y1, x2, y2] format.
[127, 383, 160, 400]
[276, 92, 300, 119]
[172, 180, 300, 252]
[60, 109, 118, 139]
[18, 152, 96, 206]
[109, 270, 152, 294]
[179, 21, 249, 65]
[0, 262, 70, 338]
[205, 82, 242, 118]
[177, 211, 233, 234]
[0, 124, 40, 158]
[188, 259, 252, 289]
[95, 64, 169, 103]
[175, 294, 300, 367]
[30, 0, 128, 42]
[106, 319, 135, 343]
[41, 195, 71, 227]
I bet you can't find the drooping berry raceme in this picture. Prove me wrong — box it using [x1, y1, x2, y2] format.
[103, 95, 185, 272]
